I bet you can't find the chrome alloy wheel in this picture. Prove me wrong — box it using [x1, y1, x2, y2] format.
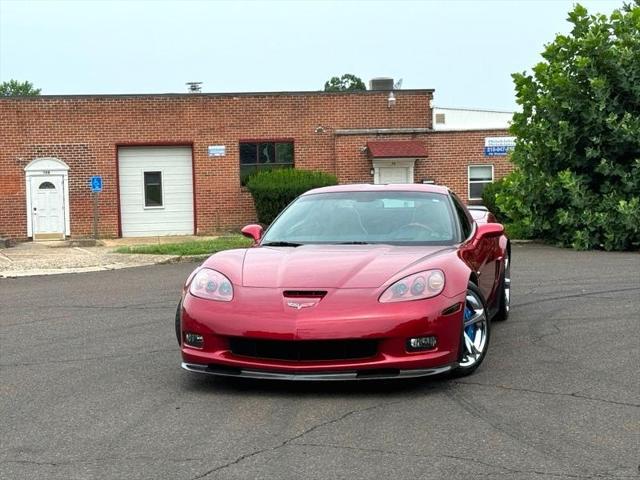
[459, 289, 489, 368]
[504, 254, 511, 314]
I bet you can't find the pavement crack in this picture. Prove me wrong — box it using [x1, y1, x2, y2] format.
[1, 455, 203, 468]
[287, 443, 632, 479]
[530, 324, 562, 343]
[190, 399, 405, 479]
[290, 442, 511, 473]
[454, 380, 639, 408]
[0, 347, 176, 367]
[512, 286, 640, 309]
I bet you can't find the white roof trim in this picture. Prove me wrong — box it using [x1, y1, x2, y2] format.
[24, 157, 70, 172]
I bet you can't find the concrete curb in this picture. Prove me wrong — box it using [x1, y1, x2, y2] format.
[0, 257, 176, 279]
[0, 252, 211, 279]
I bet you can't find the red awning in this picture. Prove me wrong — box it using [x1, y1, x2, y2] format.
[367, 141, 428, 158]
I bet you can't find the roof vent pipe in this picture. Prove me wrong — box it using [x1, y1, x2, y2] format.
[186, 82, 203, 93]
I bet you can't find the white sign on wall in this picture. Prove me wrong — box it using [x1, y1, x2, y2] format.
[484, 136, 516, 156]
[208, 145, 226, 157]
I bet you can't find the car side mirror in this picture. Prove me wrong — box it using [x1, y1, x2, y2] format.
[241, 224, 264, 244]
[475, 223, 504, 241]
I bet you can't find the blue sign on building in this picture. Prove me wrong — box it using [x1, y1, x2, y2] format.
[90, 175, 103, 193]
[484, 146, 514, 156]
[484, 136, 516, 157]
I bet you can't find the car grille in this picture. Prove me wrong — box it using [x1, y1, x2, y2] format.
[228, 338, 378, 361]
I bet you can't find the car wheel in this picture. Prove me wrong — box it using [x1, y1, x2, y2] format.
[452, 282, 490, 377]
[493, 252, 511, 322]
[175, 300, 182, 346]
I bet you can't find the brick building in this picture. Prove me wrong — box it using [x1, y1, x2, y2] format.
[0, 86, 514, 240]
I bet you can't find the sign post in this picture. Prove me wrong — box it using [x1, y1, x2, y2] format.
[90, 176, 103, 239]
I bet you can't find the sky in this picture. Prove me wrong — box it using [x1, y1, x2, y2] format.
[0, 0, 622, 111]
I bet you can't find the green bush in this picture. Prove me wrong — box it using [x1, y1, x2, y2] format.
[502, 3, 640, 251]
[481, 177, 508, 223]
[246, 168, 338, 224]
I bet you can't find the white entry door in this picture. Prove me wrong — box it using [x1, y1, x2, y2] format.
[30, 176, 65, 240]
[378, 166, 410, 184]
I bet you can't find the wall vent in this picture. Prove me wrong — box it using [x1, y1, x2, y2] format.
[435, 113, 446, 124]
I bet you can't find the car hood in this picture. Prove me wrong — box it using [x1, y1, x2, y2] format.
[241, 244, 455, 289]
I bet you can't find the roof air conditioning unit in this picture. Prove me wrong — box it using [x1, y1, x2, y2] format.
[369, 78, 394, 91]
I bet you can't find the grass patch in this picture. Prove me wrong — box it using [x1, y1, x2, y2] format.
[114, 235, 253, 255]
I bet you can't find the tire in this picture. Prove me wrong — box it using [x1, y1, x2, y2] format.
[493, 251, 511, 322]
[175, 300, 182, 346]
[452, 282, 491, 377]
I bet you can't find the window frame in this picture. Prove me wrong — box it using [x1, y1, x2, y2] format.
[468, 164, 494, 201]
[239, 139, 294, 185]
[142, 170, 164, 209]
[449, 191, 474, 243]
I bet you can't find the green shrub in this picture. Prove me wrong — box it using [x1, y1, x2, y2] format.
[481, 177, 508, 223]
[502, 3, 640, 251]
[246, 168, 338, 224]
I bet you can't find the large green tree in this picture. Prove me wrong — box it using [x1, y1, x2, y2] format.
[498, 2, 640, 250]
[323, 74, 366, 92]
[0, 79, 41, 96]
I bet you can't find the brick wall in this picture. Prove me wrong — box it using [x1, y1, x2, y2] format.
[420, 129, 514, 203]
[0, 90, 512, 240]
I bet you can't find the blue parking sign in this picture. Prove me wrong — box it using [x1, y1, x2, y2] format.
[90, 175, 103, 193]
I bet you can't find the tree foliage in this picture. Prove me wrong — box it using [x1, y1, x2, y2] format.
[498, 2, 640, 250]
[0, 79, 41, 96]
[323, 74, 366, 92]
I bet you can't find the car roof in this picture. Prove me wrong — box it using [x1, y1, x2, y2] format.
[303, 183, 451, 196]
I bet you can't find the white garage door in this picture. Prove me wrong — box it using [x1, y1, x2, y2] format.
[118, 146, 194, 237]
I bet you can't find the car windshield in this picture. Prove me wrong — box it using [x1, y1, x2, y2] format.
[262, 191, 458, 246]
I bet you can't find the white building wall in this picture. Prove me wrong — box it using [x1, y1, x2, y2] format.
[433, 107, 514, 131]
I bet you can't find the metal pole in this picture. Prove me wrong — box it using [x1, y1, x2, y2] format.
[92, 192, 99, 239]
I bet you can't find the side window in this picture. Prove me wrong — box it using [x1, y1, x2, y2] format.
[451, 194, 472, 240]
[468, 165, 494, 200]
[143, 171, 163, 207]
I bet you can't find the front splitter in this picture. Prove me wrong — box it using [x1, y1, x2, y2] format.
[181, 362, 454, 381]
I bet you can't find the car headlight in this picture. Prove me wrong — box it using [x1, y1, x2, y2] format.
[379, 270, 445, 303]
[189, 268, 234, 302]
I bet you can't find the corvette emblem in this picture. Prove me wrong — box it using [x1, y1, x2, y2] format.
[287, 301, 316, 310]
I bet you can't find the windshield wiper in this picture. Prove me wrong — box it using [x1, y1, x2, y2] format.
[261, 241, 303, 247]
[336, 241, 370, 245]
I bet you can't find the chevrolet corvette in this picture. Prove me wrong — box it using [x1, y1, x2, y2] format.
[177, 184, 510, 380]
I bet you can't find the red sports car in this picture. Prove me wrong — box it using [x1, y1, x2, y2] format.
[177, 184, 510, 380]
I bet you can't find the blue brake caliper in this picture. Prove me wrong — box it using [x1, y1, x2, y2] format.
[464, 304, 475, 339]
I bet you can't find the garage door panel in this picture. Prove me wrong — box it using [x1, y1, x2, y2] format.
[118, 147, 194, 237]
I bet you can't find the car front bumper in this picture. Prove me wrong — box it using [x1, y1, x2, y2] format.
[180, 286, 466, 380]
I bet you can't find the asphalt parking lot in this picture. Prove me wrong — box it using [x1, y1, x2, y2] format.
[1, 243, 638, 479]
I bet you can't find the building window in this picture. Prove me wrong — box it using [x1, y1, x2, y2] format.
[144, 171, 163, 207]
[239, 141, 294, 185]
[468, 165, 493, 200]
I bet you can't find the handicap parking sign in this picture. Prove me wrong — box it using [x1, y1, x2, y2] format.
[90, 175, 103, 193]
